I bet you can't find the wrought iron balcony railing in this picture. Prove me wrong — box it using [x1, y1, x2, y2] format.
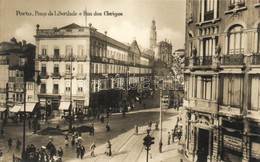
[51, 72, 61, 79]
[193, 56, 212, 66]
[40, 89, 46, 94]
[222, 54, 244, 65]
[38, 55, 49, 61]
[251, 53, 260, 65]
[52, 89, 59, 94]
[40, 72, 48, 79]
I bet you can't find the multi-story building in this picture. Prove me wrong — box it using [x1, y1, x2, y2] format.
[183, 0, 260, 162]
[35, 23, 153, 116]
[0, 38, 36, 120]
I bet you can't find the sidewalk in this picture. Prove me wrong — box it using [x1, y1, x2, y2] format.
[71, 108, 190, 162]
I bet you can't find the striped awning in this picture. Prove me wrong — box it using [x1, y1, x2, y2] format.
[10, 105, 22, 113]
[59, 102, 71, 110]
[0, 107, 6, 112]
[21, 102, 37, 112]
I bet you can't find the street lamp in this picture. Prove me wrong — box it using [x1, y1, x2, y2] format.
[158, 79, 163, 153]
[68, 54, 73, 131]
[22, 65, 41, 159]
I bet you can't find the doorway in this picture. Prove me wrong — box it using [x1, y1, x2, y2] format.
[197, 128, 209, 162]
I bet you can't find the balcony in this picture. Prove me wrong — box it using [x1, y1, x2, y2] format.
[221, 54, 244, 66]
[228, 2, 245, 10]
[76, 55, 88, 61]
[38, 55, 49, 61]
[52, 89, 59, 94]
[219, 105, 242, 118]
[51, 72, 61, 79]
[251, 53, 260, 65]
[186, 98, 218, 114]
[40, 72, 48, 79]
[63, 72, 73, 79]
[192, 56, 213, 66]
[40, 89, 46, 94]
[52, 55, 61, 61]
[63, 55, 75, 61]
[76, 73, 87, 79]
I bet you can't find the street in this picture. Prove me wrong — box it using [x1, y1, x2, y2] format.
[0, 90, 188, 162]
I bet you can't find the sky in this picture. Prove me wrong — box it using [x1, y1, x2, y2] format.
[0, 0, 185, 51]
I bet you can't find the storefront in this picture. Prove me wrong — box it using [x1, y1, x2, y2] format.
[249, 121, 260, 162]
[221, 119, 243, 162]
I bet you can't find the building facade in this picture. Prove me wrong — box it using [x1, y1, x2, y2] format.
[183, 0, 260, 162]
[35, 23, 153, 116]
[0, 38, 36, 120]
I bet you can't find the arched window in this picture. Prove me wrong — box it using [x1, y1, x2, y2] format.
[227, 25, 244, 55]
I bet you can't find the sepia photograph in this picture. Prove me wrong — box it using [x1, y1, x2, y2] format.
[0, 0, 260, 162]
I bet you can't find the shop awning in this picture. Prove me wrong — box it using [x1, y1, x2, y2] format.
[59, 102, 71, 110]
[21, 102, 37, 112]
[0, 107, 6, 112]
[10, 105, 22, 113]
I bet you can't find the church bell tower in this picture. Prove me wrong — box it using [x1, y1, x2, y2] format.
[150, 19, 157, 49]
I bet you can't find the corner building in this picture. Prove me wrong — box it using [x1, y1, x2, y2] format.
[35, 23, 153, 116]
[183, 0, 260, 162]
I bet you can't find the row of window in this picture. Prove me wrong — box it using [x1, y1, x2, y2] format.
[186, 74, 260, 110]
[41, 45, 85, 57]
[41, 63, 84, 75]
[40, 82, 84, 94]
[91, 45, 128, 62]
[9, 70, 24, 78]
[189, 24, 260, 58]
[90, 63, 152, 74]
[8, 82, 34, 91]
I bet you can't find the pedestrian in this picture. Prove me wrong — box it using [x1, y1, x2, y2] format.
[89, 124, 95, 136]
[76, 145, 81, 158]
[28, 119, 31, 129]
[171, 129, 175, 143]
[105, 140, 112, 156]
[90, 142, 96, 157]
[8, 137, 12, 149]
[100, 116, 104, 123]
[57, 147, 63, 159]
[16, 139, 21, 150]
[106, 122, 110, 132]
[168, 132, 171, 145]
[80, 145, 85, 159]
[155, 122, 159, 131]
[71, 135, 75, 147]
[134, 125, 138, 135]
[77, 134, 83, 145]
[148, 121, 152, 130]
[122, 109, 125, 118]
[65, 134, 69, 147]
[143, 103, 146, 109]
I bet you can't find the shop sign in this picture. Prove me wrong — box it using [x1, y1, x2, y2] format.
[252, 142, 260, 159]
[223, 135, 242, 152]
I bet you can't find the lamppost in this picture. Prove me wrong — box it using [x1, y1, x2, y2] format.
[22, 65, 41, 159]
[158, 79, 163, 153]
[68, 54, 73, 131]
